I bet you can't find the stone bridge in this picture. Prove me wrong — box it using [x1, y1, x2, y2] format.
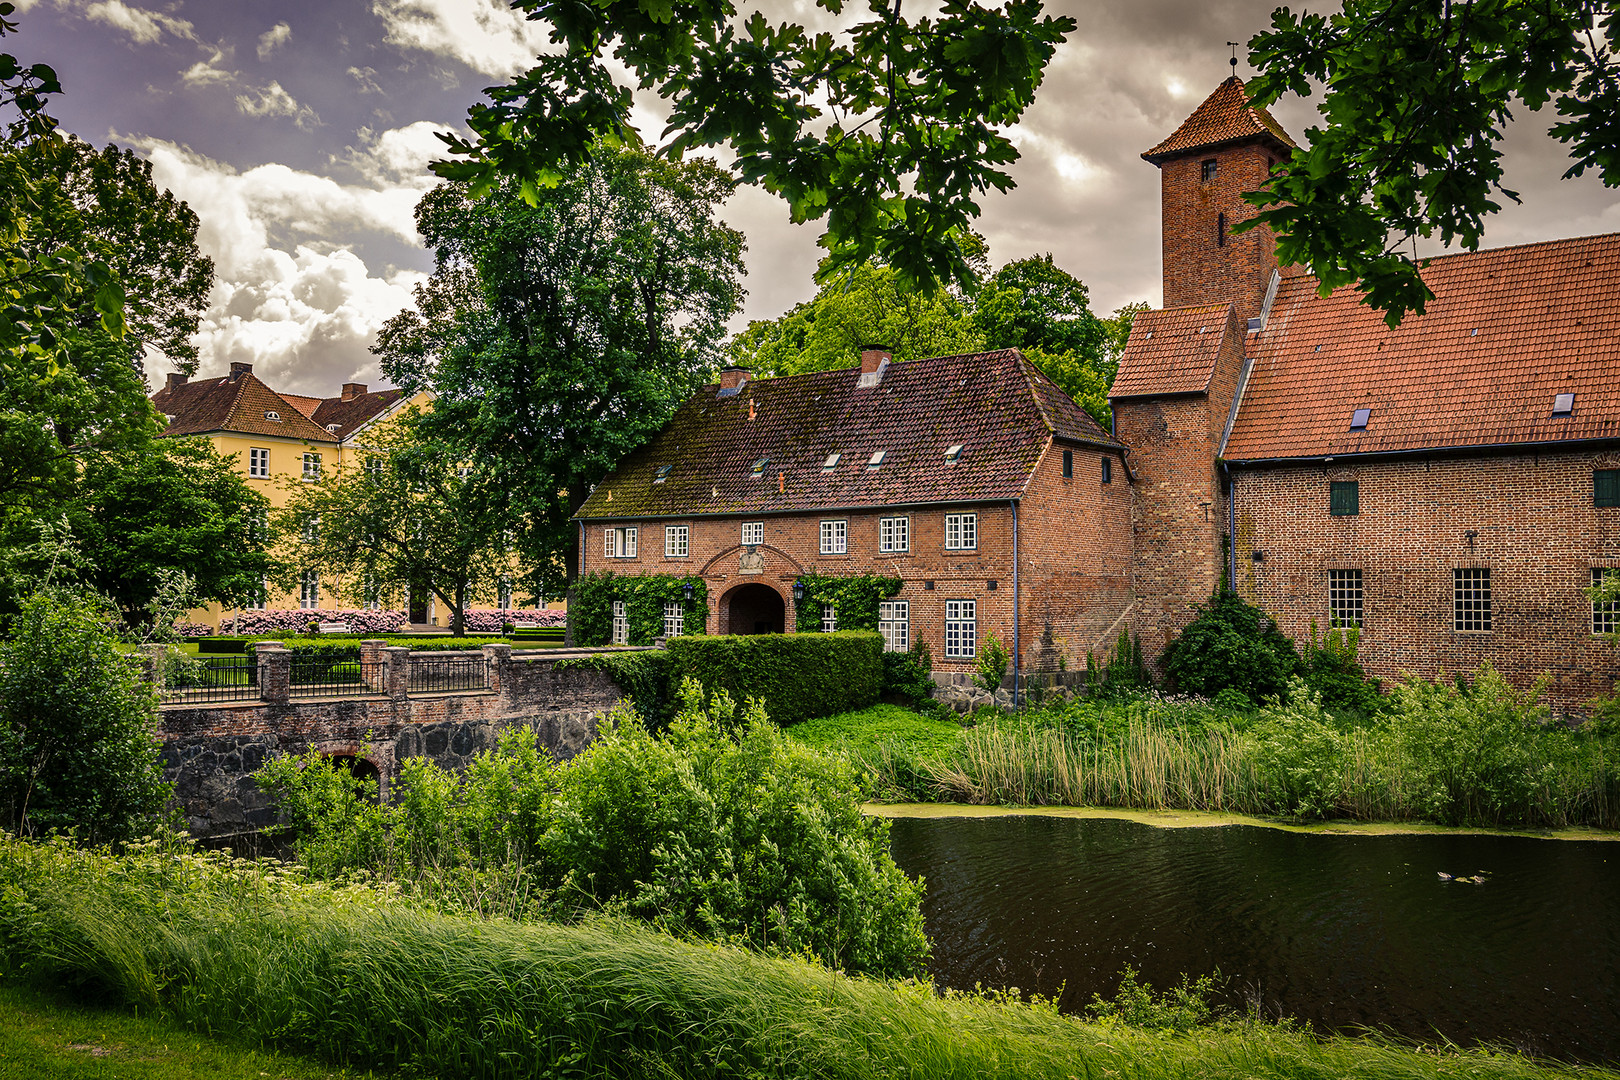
[156, 640, 642, 839]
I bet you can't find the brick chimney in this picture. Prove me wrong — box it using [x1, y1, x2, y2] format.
[165, 372, 188, 391]
[228, 361, 253, 381]
[857, 345, 891, 388]
[341, 382, 367, 401]
[718, 365, 750, 393]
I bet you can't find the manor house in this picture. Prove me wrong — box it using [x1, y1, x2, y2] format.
[580, 76, 1619, 709]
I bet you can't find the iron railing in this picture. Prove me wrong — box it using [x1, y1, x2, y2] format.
[161, 655, 259, 703]
[407, 653, 490, 693]
[289, 653, 385, 698]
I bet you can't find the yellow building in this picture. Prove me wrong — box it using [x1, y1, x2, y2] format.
[151, 362, 553, 630]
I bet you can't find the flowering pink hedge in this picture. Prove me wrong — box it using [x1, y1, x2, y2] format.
[173, 621, 215, 638]
[226, 609, 408, 635]
[462, 608, 567, 632]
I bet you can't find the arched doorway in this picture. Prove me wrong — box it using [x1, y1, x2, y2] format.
[726, 582, 786, 635]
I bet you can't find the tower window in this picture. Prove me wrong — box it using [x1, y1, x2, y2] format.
[1217, 212, 1227, 247]
[1201, 158, 1218, 182]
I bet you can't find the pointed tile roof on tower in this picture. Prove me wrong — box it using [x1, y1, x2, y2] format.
[1141, 75, 1297, 164]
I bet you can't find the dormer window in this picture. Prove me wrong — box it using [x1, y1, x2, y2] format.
[325, 423, 341, 433]
[866, 450, 887, 470]
[822, 452, 841, 473]
[944, 444, 963, 463]
[751, 457, 769, 479]
[264, 410, 281, 421]
[1350, 408, 1371, 431]
[1553, 393, 1575, 416]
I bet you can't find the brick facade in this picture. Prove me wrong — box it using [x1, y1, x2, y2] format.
[1231, 452, 1620, 706]
[1159, 141, 1284, 323]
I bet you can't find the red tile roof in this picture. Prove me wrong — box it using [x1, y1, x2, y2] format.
[576, 349, 1122, 520]
[280, 393, 323, 419]
[311, 388, 407, 439]
[1142, 76, 1297, 164]
[1111, 303, 1238, 398]
[1223, 233, 1620, 461]
[152, 372, 337, 443]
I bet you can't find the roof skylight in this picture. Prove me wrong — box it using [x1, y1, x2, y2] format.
[1553, 393, 1575, 415]
[866, 450, 887, 470]
[944, 444, 964, 462]
[821, 452, 841, 473]
[751, 457, 769, 478]
[1349, 408, 1371, 430]
[654, 464, 672, 483]
[264, 410, 281, 421]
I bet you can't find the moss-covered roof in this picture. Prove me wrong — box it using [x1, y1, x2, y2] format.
[577, 349, 1122, 520]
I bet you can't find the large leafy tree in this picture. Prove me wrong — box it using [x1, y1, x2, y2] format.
[66, 438, 273, 630]
[1245, 0, 1620, 326]
[433, 0, 1075, 296]
[274, 414, 517, 637]
[375, 145, 745, 593]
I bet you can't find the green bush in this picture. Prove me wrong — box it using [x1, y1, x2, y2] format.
[1162, 592, 1299, 702]
[1250, 679, 1348, 820]
[1083, 630, 1153, 699]
[0, 593, 171, 842]
[1087, 965, 1227, 1033]
[881, 639, 935, 705]
[973, 632, 1010, 693]
[663, 631, 883, 726]
[1300, 621, 1383, 717]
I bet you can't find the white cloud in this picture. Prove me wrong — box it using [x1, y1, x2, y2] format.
[347, 65, 382, 94]
[77, 0, 195, 44]
[256, 22, 291, 61]
[235, 81, 321, 129]
[180, 44, 235, 87]
[130, 137, 433, 395]
[370, 0, 552, 76]
[340, 121, 458, 186]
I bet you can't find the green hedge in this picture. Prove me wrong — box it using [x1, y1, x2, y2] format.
[662, 631, 882, 726]
[251, 636, 508, 659]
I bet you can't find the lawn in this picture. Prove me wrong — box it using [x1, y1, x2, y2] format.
[0, 983, 378, 1080]
[783, 703, 967, 760]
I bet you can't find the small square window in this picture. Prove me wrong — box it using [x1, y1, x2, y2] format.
[822, 452, 841, 473]
[301, 452, 322, 481]
[944, 444, 964, 463]
[820, 519, 847, 554]
[751, 458, 769, 479]
[879, 516, 909, 553]
[1454, 568, 1492, 632]
[654, 464, 672, 483]
[741, 521, 764, 546]
[945, 513, 977, 550]
[1596, 470, 1620, 508]
[1350, 408, 1371, 430]
[1101, 456, 1112, 484]
[821, 604, 838, 633]
[1330, 481, 1359, 516]
[664, 524, 688, 558]
[1062, 450, 1073, 478]
[1200, 158, 1218, 182]
[866, 450, 886, 470]
[248, 447, 269, 478]
[1553, 393, 1575, 416]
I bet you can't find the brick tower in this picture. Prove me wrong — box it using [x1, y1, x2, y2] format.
[1110, 76, 1298, 666]
[1141, 75, 1295, 324]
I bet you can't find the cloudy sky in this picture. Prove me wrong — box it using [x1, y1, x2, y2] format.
[13, 0, 1619, 395]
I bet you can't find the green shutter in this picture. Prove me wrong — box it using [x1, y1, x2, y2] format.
[1330, 481, 1360, 516]
[1596, 470, 1620, 508]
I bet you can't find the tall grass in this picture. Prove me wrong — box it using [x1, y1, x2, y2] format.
[2, 834, 1613, 1080]
[869, 669, 1620, 829]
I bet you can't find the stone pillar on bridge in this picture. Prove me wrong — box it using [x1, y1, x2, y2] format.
[359, 639, 388, 694]
[481, 642, 511, 694]
[384, 646, 411, 700]
[254, 642, 290, 704]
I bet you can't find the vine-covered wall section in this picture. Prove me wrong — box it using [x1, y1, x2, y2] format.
[792, 572, 903, 634]
[569, 572, 709, 647]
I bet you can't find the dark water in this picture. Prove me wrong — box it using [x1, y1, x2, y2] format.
[886, 815, 1620, 1062]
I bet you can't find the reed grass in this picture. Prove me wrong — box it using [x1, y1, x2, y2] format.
[2, 834, 1614, 1080]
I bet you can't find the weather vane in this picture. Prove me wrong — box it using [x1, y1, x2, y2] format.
[1227, 41, 1240, 72]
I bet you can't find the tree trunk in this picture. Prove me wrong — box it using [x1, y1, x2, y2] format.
[451, 579, 467, 636]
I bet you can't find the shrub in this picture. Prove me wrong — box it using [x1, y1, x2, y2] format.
[171, 620, 213, 638]
[1162, 592, 1299, 702]
[1250, 679, 1348, 820]
[1300, 620, 1383, 716]
[1087, 965, 1227, 1033]
[461, 608, 566, 633]
[231, 609, 407, 634]
[0, 593, 172, 842]
[881, 639, 935, 705]
[663, 631, 883, 726]
[974, 632, 1011, 693]
[1084, 630, 1153, 699]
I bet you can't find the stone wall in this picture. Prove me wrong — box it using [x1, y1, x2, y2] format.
[159, 643, 639, 839]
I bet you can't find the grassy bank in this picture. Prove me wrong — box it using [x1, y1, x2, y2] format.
[2, 835, 1615, 1080]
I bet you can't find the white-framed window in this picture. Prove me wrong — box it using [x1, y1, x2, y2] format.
[605, 526, 638, 559]
[243, 576, 267, 611]
[246, 508, 269, 546]
[1328, 569, 1363, 629]
[879, 600, 909, 652]
[665, 524, 689, 557]
[945, 599, 977, 658]
[879, 516, 910, 553]
[248, 447, 269, 478]
[1453, 568, 1492, 632]
[945, 512, 977, 550]
[299, 570, 321, 611]
[820, 519, 847, 554]
[301, 513, 320, 543]
[821, 604, 838, 633]
[741, 521, 764, 546]
[664, 600, 684, 638]
[365, 455, 385, 484]
[301, 452, 322, 481]
[1592, 568, 1619, 636]
[363, 574, 382, 611]
[612, 600, 629, 645]
[498, 575, 513, 610]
